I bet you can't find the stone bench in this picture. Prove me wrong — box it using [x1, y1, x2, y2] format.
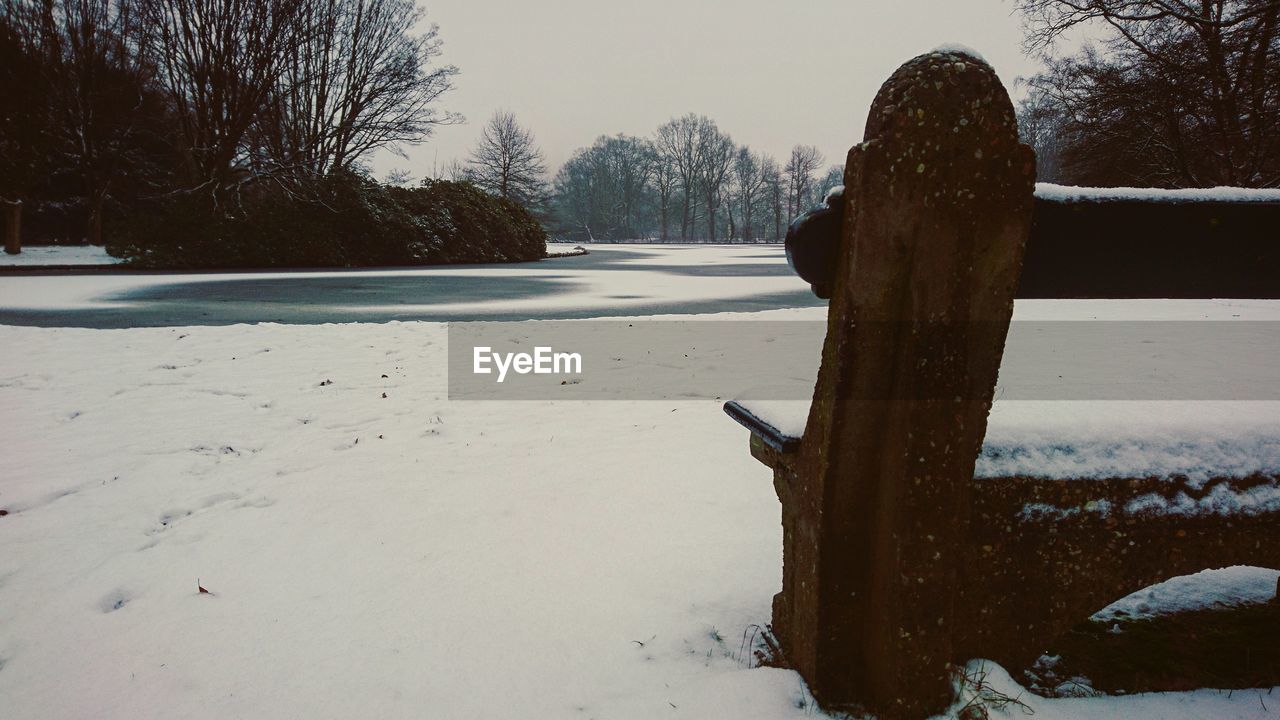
[721, 47, 1280, 720]
[728, 396, 1280, 677]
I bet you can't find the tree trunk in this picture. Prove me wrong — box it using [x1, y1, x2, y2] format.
[680, 190, 690, 241]
[706, 193, 717, 242]
[3, 200, 21, 255]
[87, 191, 106, 246]
[660, 194, 669, 242]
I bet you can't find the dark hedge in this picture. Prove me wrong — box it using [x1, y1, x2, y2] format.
[108, 173, 546, 269]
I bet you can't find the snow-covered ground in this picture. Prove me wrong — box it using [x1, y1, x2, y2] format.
[0, 244, 121, 267]
[0, 320, 806, 719]
[2, 310, 1277, 719]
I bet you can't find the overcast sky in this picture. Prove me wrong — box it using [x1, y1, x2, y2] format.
[375, 0, 1044, 181]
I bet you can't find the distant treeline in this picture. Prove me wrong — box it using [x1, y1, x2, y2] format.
[546, 119, 841, 244]
[441, 110, 842, 245]
[545, 0, 1280, 246]
[0, 0, 546, 267]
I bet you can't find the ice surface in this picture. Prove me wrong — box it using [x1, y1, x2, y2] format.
[0, 244, 805, 312]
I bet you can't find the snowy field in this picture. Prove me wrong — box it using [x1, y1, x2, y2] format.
[0, 320, 805, 719]
[0, 245, 121, 267]
[2, 306, 1278, 718]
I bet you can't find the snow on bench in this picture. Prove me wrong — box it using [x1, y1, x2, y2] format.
[729, 398, 1280, 489]
[1034, 183, 1280, 204]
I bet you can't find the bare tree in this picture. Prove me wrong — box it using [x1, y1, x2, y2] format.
[696, 121, 734, 242]
[466, 110, 548, 207]
[817, 164, 844, 197]
[5, 0, 160, 242]
[442, 158, 470, 182]
[761, 155, 785, 242]
[261, 0, 458, 175]
[1015, 85, 1065, 183]
[143, 0, 308, 196]
[604, 134, 655, 238]
[548, 117, 834, 244]
[549, 133, 655, 241]
[655, 114, 704, 240]
[783, 144, 824, 217]
[0, 5, 47, 206]
[551, 147, 600, 241]
[732, 148, 765, 242]
[382, 168, 414, 186]
[1017, 0, 1280, 187]
[651, 144, 678, 241]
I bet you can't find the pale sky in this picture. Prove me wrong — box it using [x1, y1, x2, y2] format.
[375, 0, 1044, 181]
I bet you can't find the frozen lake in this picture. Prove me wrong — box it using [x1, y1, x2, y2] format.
[0, 244, 823, 328]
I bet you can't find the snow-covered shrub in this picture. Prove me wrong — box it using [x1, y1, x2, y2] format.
[390, 179, 548, 264]
[108, 173, 546, 269]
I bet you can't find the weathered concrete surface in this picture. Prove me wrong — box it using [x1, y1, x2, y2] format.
[754, 431, 1280, 714]
[957, 473, 1280, 670]
[742, 48, 1280, 720]
[771, 49, 1036, 719]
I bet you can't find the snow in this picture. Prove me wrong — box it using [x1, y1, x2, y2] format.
[1017, 474, 1280, 522]
[0, 244, 121, 267]
[730, 398, 1280, 485]
[980, 402, 1280, 484]
[1035, 183, 1280, 203]
[729, 399, 809, 439]
[739, 401, 1280, 486]
[0, 320, 806, 719]
[1092, 566, 1279, 622]
[732, 299, 1280, 484]
[3, 252, 1279, 719]
[1, 315, 1277, 719]
[951, 660, 1276, 720]
[544, 244, 585, 257]
[1018, 499, 1114, 523]
[931, 43, 988, 63]
[604, 244, 785, 266]
[1122, 483, 1280, 517]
